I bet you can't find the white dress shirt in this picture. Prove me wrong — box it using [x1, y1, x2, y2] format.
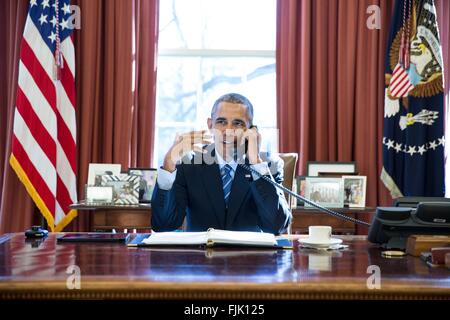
[157, 149, 271, 191]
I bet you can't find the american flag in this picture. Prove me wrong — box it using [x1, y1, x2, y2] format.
[9, 0, 77, 231]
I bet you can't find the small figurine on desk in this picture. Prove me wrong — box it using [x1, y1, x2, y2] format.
[25, 226, 49, 239]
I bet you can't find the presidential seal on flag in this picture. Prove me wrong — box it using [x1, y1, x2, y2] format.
[382, 0, 445, 198]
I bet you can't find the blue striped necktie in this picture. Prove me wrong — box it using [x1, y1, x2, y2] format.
[221, 164, 233, 207]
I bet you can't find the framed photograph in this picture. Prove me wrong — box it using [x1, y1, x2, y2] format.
[87, 163, 121, 186]
[85, 186, 114, 204]
[128, 168, 158, 203]
[307, 161, 357, 177]
[99, 174, 139, 205]
[295, 176, 307, 207]
[304, 177, 344, 208]
[342, 175, 367, 208]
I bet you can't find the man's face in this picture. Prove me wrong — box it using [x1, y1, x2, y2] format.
[207, 102, 250, 154]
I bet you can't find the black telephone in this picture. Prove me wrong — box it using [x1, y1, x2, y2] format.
[368, 203, 450, 249]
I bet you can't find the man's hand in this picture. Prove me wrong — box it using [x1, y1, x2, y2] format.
[163, 130, 213, 172]
[240, 126, 262, 165]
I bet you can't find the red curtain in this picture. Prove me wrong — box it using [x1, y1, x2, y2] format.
[131, 0, 159, 167]
[71, 0, 159, 231]
[277, 0, 397, 214]
[0, 0, 159, 233]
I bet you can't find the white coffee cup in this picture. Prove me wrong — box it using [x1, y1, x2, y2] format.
[308, 226, 332, 243]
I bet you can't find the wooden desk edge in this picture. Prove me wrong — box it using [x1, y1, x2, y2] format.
[0, 280, 449, 300]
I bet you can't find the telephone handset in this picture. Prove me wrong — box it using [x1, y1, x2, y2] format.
[233, 135, 249, 160]
[243, 139, 249, 155]
[236, 125, 254, 159]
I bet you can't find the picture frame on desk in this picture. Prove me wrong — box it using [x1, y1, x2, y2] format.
[99, 174, 140, 205]
[342, 175, 367, 208]
[128, 168, 157, 203]
[85, 185, 114, 204]
[87, 163, 122, 186]
[307, 161, 357, 177]
[304, 177, 344, 208]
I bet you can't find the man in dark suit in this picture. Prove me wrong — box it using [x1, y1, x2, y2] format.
[151, 93, 292, 234]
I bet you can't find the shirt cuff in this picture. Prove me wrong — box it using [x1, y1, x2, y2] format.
[250, 162, 270, 181]
[156, 167, 177, 190]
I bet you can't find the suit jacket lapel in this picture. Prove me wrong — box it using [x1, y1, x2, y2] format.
[200, 145, 226, 228]
[225, 163, 251, 229]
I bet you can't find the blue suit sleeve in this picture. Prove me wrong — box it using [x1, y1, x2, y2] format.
[249, 157, 292, 235]
[151, 165, 187, 231]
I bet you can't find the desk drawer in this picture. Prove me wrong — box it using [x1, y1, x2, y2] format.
[92, 210, 151, 230]
[291, 210, 355, 234]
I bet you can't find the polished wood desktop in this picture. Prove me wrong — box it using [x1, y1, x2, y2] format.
[0, 233, 448, 300]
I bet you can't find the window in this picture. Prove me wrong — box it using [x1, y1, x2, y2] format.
[154, 0, 277, 166]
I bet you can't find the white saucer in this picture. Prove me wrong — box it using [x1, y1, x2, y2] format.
[298, 238, 343, 248]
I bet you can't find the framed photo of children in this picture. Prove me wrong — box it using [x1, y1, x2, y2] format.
[304, 177, 344, 208]
[342, 175, 367, 208]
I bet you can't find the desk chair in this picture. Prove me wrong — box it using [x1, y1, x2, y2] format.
[278, 153, 298, 234]
[278, 153, 298, 207]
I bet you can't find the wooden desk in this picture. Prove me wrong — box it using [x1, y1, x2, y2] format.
[291, 207, 375, 235]
[71, 202, 374, 234]
[70, 202, 152, 231]
[0, 233, 448, 300]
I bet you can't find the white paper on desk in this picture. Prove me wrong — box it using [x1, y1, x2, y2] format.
[207, 229, 276, 247]
[142, 232, 208, 245]
[141, 229, 277, 247]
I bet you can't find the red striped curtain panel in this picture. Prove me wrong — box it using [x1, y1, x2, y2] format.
[10, 0, 77, 231]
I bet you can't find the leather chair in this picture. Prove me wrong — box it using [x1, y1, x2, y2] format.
[278, 153, 298, 208]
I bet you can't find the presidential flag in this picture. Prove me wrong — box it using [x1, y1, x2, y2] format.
[381, 0, 445, 198]
[9, 0, 77, 231]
